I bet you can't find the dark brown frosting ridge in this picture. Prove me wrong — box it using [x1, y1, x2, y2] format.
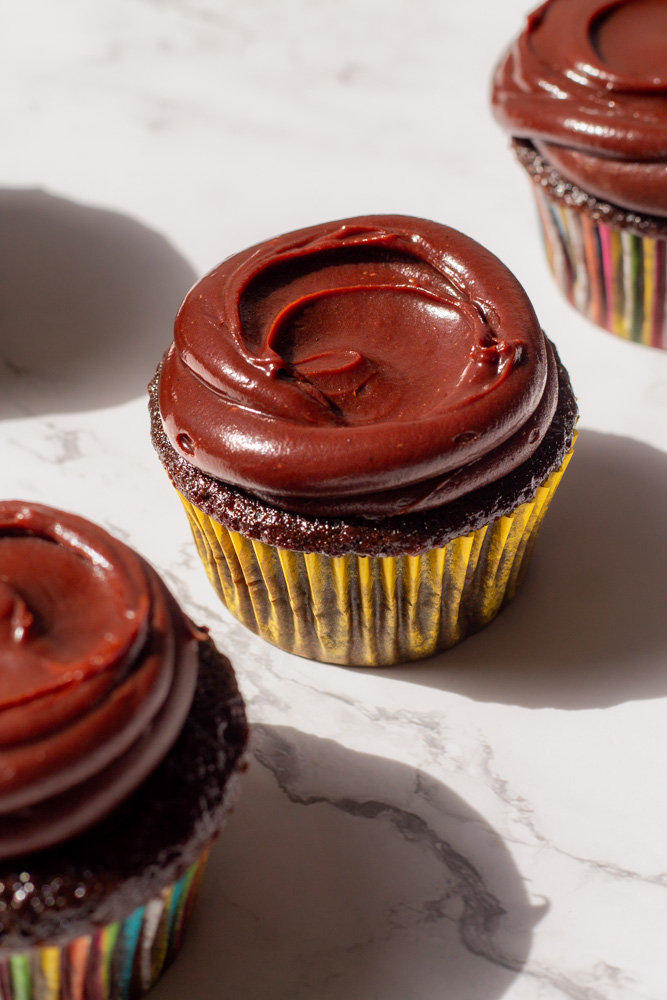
[492, 0, 667, 216]
[158, 215, 558, 518]
[0, 501, 198, 858]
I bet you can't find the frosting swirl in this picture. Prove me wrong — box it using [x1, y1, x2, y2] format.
[0, 501, 199, 858]
[158, 215, 558, 518]
[492, 0, 667, 217]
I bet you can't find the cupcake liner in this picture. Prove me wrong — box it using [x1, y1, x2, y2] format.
[179, 445, 574, 666]
[533, 184, 667, 349]
[0, 850, 209, 1000]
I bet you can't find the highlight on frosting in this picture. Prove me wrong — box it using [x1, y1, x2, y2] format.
[0, 501, 199, 858]
[492, 0, 667, 216]
[158, 215, 559, 518]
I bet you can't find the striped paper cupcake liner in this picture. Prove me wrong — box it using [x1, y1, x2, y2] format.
[179, 445, 573, 666]
[533, 185, 667, 349]
[0, 850, 208, 1000]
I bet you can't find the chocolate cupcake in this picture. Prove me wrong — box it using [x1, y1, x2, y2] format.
[150, 214, 577, 667]
[0, 501, 248, 999]
[492, 0, 667, 349]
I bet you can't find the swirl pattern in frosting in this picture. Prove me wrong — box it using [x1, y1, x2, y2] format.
[0, 501, 199, 858]
[158, 215, 559, 518]
[492, 0, 667, 217]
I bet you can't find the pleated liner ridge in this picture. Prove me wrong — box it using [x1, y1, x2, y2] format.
[179, 447, 573, 666]
[534, 185, 667, 350]
[0, 851, 208, 1000]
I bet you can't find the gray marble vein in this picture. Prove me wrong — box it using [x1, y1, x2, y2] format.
[253, 724, 525, 974]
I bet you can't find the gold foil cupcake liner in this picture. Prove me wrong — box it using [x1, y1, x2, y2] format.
[179, 447, 573, 666]
[533, 185, 667, 349]
[0, 852, 208, 1000]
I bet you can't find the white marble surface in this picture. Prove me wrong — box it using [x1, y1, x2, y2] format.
[2, 1, 667, 997]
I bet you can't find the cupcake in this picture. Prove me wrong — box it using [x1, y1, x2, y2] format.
[150, 214, 577, 667]
[492, 0, 667, 349]
[0, 501, 248, 999]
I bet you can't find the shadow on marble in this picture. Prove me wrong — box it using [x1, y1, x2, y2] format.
[152, 725, 540, 1000]
[364, 430, 667, 710]
[0, 188, 195, 417]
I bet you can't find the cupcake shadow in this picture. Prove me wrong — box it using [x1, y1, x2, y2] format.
[373, 430, 667, 710]
[153, 725, 540, 1000]
[0, 188, 195, 417]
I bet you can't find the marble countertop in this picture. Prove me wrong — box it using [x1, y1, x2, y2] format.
[2, 1, 667, 997]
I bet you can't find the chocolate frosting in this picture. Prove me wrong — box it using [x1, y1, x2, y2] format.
[0, 638, 248, 947]
[492, 0, 667, 217]
[158, 215, 558, 518]
[0, 501, 199, 858]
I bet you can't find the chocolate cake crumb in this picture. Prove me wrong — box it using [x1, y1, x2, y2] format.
[0, 640, 248, 948]
[149, 353, 577, 559]
[513, 139, 667, 240]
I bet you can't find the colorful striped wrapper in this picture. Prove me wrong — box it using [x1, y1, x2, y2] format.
[178, 443, 575, 666]
[0, 851, 208, 1000]
[533, 185, 667, 350]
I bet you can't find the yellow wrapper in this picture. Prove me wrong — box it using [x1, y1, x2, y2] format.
[178, 447, 573, 666]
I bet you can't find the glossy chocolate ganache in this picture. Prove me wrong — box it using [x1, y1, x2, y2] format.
[492, 0, 667, 217]
[0, 501, 199, 859]
[158, 215, 561, 520]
